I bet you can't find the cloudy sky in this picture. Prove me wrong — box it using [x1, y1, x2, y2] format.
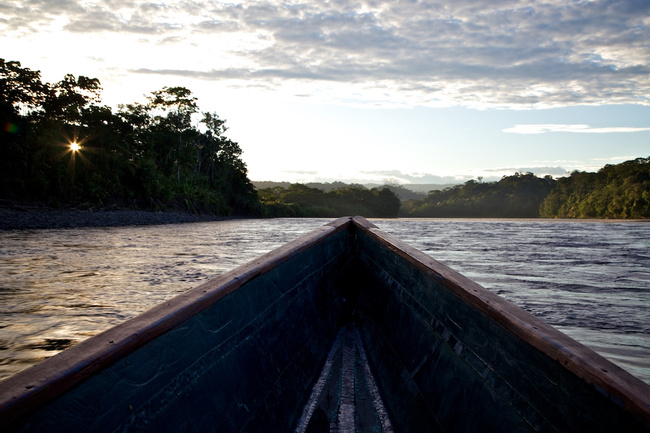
[2, 0, 649, 183]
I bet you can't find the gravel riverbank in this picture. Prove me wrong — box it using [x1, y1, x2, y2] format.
[0, 206, 230, 231]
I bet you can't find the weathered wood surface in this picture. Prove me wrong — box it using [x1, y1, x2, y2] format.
[0, 216, 648, 432]
[295, 326, 394, 432]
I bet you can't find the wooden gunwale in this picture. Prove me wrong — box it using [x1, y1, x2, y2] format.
[350, 215, 650, 426]
[0, 216, 353, 429]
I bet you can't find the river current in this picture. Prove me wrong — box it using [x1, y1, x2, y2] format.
[0, 218, 648, 385]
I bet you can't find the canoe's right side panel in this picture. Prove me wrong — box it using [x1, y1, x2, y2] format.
[351, 225, 648, 432]
[3, 224, 351, 433]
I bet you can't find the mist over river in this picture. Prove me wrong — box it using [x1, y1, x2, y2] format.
[1, 218, 649, 385]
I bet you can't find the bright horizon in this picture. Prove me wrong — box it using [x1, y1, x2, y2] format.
[2, 1, 649, 184]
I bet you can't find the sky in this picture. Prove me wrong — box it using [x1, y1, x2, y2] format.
[2, 0, 649, 184]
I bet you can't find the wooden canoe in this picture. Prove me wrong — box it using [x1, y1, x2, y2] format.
[0, 216, 648, 432]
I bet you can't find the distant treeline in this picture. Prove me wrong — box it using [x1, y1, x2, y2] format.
[539, 157, 650, 219]
[254, 181, 429, 202]
[1, 58, 261, 215]
[258, 183, 401, 218]
[400, 173, 557, 218]
[399, 157, 650, 219]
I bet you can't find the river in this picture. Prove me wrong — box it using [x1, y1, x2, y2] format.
[1, 218, 648, 385]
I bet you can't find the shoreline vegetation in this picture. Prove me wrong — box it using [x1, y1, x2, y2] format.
[2, 58, 649, 224]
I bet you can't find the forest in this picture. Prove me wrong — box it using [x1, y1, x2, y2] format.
[399, 158, 650, 219]
[2, 59, 648, 220]
[1, 58, 405, 218]
[399, 173, 558, 218]
[539, 157, 650, 219]
[1, 58, 261, 216]
[257, 183, 401, 218]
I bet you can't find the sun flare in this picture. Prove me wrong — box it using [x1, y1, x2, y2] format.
[70, 142, 81, 152]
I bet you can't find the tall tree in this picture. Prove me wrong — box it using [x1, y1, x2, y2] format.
[147, 87, 198, 182]
[0, 59, 48, 118]
[42, 74, 102, 124]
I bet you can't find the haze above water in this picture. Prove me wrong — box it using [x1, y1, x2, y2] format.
[0, 218, 648, 385]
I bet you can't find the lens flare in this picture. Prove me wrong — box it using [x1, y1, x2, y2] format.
[70, 142, 81, 152]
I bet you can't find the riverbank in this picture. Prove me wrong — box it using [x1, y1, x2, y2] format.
[0, 205, 229, 231]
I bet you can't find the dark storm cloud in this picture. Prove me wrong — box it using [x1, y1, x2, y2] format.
[6, 0, 650, 107]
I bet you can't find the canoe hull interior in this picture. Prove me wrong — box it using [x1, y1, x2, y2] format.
[1, 216, 649, 432]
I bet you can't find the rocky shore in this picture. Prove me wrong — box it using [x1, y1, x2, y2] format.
[0, 206, 230, 231]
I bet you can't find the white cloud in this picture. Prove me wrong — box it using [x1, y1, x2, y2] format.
[503, 124, 650, 134]
[2, 0, 650, 109]
[359, 170, 465, 185]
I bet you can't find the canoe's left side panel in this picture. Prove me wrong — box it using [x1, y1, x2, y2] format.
[5, 229, 350, 433]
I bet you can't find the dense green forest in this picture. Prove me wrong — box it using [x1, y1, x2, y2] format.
[539, 157, 650, 219]
[258, 183, 401, 217]
[399, 158, 650, 219]
[400, 172, 558, 218]
[1, 59, 261, 215]
[253, 181, 427, 202]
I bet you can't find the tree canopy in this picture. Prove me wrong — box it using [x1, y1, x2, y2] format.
[539, 157, 650, 219]
[400, 173, 557, 218]
[400, 160, 650, 219]
[0, 58, 260, 215]
[258, 183, 401, 218]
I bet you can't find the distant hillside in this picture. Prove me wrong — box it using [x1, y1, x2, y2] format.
[539, 157, 650, 219]
[398, 183, 459, 193]
[256, 183, 401, 218]
[398, 157, 650, 219]
[252, 181, 458, 201]
[401, 173, 557, 218]
[253, 181, 352, 192]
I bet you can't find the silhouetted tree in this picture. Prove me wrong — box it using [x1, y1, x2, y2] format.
[0, 57, 261, 216]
